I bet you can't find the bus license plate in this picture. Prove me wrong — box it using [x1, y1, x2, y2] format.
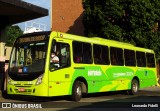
[18, 88, 25, 92]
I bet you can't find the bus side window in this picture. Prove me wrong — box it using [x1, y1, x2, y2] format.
[136, 51, 146, 67]
[124, 49, 136, 66]
[60, 44, 70, 67]
[73, 41, 92, 64]
[73, 41, 83, 63]
[50, 42, 70, 70]
[110, 47, 124, 66]
[93, 44, 102, 64]
[111, 54, 117, 65]
[146, 53, 155, 67]
[93, 44, 110, 65]
[83, 43, 92, 64]
[102, 46, 110, 65]
[74, 55, 82, 63]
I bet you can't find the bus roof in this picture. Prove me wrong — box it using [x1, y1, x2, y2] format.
[92, 37, 134, 47]
[51, 31, 154, 53]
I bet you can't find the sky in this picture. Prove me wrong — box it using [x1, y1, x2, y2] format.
[17, 0, 51, 31]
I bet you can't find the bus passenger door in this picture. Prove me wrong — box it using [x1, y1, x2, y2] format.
[48, 41, 72, 96]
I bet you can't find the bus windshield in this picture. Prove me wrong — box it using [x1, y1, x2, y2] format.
[8, 34, 49, 80]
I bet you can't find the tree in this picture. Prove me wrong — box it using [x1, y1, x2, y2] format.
[82, 0, 160, 59]
[83, 0, 123, 41]
[6, 25, 23, 46]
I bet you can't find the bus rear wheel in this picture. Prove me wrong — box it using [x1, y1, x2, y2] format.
[128, 79, 139, 95]
[71, 81, 82, 101]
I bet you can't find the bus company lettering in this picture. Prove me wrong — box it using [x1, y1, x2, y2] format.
[88, 70, 102, 76]
[113, 72, 133, 78]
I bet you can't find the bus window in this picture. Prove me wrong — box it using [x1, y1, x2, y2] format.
[93, 44, 102, 64]
[83, 43, 92, 63]
[93, 44, 109, 65]
[73, 41, 92, 64]
[124, 49, 136, 66]
[60, 44, 70, 67]
[50, 42, 70, 70]
[136, 51, 146, 67]
[110, 47, 124, 66]
[73, 41, 82, 63]
[146, 53, 155, 67]
[102, 46, 110, 65]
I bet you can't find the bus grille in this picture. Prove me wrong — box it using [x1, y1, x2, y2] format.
[14, 84, 33, 87]
[14, 89, 32, 93]
[13, 84, 33, 93]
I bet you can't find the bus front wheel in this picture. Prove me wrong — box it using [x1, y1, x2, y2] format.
[128, 79, 139, 95]
[71, 81, 82, 101]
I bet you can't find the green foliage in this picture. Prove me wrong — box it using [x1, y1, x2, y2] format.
[83, 0, 124, 41]
[83, 0, 160, 60]
[6, 25, 23, 46]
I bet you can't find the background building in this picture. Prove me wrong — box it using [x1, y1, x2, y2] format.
[51, 0, 85, 36]
[0, 0, 48, 91]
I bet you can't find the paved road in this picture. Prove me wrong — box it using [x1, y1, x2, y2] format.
[0, 86, 160, 111]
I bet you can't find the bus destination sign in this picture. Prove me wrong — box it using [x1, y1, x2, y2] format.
[18, 35, 45, 43]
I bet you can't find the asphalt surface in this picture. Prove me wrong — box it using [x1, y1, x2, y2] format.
[0, 86, 160, 111]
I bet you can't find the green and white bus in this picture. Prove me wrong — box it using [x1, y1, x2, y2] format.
[5, 31, 157, 101]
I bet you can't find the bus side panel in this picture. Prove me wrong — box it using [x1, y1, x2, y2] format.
[135, 68, 157, 88]
[48, 65, 157, 97]
[49, 81, 72, 96]
[71, 65, 106, 93]
[48, 67, 73, 96]
[100, 79, 131, 92]
[99, 66, 135, 92]
[69, 66, 135, 94]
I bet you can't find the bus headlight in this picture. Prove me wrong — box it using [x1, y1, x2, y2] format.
[7, 77, 12, 85]
[7, 77, 17, 85]
[35, 74, 43, 85]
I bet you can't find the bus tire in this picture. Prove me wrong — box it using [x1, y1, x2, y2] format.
[71, 81, 82, 101]
[128, 79, 139, 95]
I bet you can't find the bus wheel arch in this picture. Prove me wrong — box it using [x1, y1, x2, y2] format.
[71, 77, 88, 101]
[128, 77, 140, 95]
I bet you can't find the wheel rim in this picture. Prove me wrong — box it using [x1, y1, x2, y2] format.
[76, 86, 82, 96]
[132, 82, 138, 92]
